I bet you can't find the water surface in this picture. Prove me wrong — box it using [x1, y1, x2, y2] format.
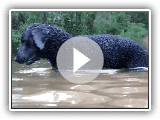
[12, 59, 148, 108]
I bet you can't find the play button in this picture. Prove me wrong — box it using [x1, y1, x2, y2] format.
[56, 37, 104, 84]
[73, 48, 91, 72]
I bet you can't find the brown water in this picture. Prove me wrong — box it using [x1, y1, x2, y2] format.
[11, 59, 148, 108]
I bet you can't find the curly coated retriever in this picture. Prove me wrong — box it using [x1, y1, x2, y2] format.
[14, 23, 148, 69]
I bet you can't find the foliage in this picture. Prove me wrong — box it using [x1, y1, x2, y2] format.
[12, 30, 22, 54]
[120, 23, 148, 48]
[125, 12, 148, 29]
[63, 12, 97, 36]
[11, 12, 149, 54]
[94, 12, 128, 35]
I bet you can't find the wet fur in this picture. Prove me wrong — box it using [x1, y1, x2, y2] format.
[14, 23, 148, 69]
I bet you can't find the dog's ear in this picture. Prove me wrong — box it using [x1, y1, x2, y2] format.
[31, 28, 46, 50]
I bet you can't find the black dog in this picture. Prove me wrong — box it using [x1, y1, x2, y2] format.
[14, 23, 71, 68]
[14, 23, 148, 69]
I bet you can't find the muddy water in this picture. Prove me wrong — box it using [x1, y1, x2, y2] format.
[12, 59, 148, 108]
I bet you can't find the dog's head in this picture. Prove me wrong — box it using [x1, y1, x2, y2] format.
[14, 23, 71, 66]
[14, 25, 47, 65]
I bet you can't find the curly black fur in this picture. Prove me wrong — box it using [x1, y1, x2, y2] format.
[14, 23, 148, 69]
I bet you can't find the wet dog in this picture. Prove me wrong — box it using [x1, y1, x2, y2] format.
[14, 23, 148, 69]
[14, 23, 71, 69]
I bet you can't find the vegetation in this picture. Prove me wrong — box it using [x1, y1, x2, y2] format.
[12, 12, 148, 54]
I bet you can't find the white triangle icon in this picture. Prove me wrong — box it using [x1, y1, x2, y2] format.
[73, 48, 90, 72]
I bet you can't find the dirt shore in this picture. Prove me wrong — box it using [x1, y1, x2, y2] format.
[142, 34, 148, 50]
